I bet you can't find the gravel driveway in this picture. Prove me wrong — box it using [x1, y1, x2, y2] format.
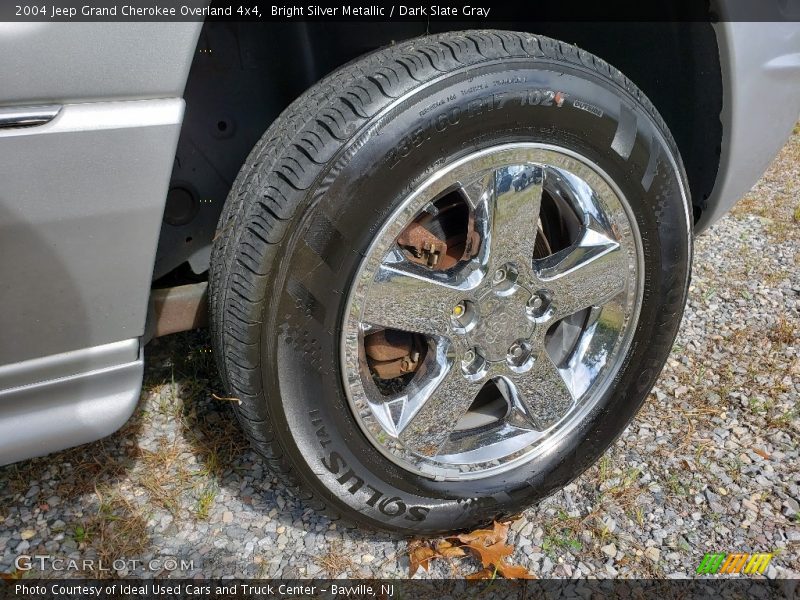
[1, 126, 798, 580]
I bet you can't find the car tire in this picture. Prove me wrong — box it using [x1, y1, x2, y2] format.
[209, 30, 692, 533]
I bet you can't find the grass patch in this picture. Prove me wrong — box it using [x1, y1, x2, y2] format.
[542, 533, 582, 557]
[597, 454, 613, 484]
[195, 486, 217, 521]
[311, 541, 362, 577]
[65, 487, 151, 578]
[768, 317, 796, 346]
[664, 473, 689, 497]
[604, 467, 643, 515]
[72, 524, 89, 544]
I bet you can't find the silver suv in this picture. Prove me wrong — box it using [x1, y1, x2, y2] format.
[1, 14, 798, 533]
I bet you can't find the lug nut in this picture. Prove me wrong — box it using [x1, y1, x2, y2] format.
[527, 291, 550, 317]
[461, 348, 485, 378]
[506, 340, 533, 370]
[528, 295, 543, 310]
[490, 264, 518, 293]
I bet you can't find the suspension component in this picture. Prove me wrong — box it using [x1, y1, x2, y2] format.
[397, 196, 482, 271]
[397, 221, 447, 268]
[364, 329, 426, 379]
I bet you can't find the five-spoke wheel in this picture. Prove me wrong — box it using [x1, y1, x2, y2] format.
[343, 145, 643, 479]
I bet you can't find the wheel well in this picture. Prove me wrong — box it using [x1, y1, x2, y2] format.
[154, 21, 721, 282]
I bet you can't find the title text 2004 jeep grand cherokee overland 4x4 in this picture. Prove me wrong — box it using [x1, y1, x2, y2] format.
[1, 14, 798, 533]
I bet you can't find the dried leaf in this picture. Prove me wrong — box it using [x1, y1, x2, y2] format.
[456, 528, 496, 544]
[493, 521, 510, 540]
[466, 567, 496, 580]
[752, 448, 770, 460]
[409, 544, 437, 576]
[497, 562, 537, 579]
[456, 520, 509, 545]
[410, 520, 527, 580]
[436, 540, 466, 558]
[466, 541, 514, 568]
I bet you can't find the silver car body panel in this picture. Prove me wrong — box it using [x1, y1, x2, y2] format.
[0, 21, 202, 464]
[0, 17, 798, 465]
[0, 340, 142, 466]
[0, 98, 185, 364]
[705, 21, 800, 228]
[0, 22, 201, 104]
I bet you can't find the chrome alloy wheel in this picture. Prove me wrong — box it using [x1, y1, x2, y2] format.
[342, 144, 644, 480]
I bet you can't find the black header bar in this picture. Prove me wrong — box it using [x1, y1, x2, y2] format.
[2, 0, 800, 22]
[1, 578, 798, 600]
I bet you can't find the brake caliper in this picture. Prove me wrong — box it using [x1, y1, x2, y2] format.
[366, 198, 482, 384]
[364, 329, 425, 379]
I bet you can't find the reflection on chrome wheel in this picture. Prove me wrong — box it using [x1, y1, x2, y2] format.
[343, 144, 644, 480]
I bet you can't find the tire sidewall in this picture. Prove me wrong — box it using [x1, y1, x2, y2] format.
[263, 59, 690, 533]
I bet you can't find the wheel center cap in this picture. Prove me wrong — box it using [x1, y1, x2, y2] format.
[467, 283, 536, 362]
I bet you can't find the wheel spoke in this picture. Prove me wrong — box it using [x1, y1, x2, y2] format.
[361, 257, 462, 337]
[397, 361, 483, 457]
[485, 165, 544, 275]
[460, 172, 495, 210]
[462, 166, 545, 277]
[535, 223, 628, 320]
[510, 353, 575, 430]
